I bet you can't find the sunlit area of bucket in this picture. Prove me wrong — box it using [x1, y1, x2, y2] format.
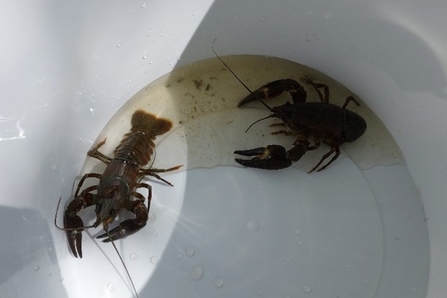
[60, 56, 429, 297]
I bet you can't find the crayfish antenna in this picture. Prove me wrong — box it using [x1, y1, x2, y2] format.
[245, 115, 273, 133]
[212, 39, 274, 111]
[212, 39, 275, 132]
[106, 229, 140, 298]
[212, 38, 253, 95]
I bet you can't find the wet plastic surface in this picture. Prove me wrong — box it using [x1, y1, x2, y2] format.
[1, 1, 445, 297]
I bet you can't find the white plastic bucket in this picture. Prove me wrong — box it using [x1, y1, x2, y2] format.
[1, 1, 444, 297]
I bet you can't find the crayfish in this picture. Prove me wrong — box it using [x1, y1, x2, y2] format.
[62, 109, 181, 258]
[233, 76, 367, 172]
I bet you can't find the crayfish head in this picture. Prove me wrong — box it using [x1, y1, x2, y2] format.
[95, 182, 128, 228]
[271, 102, 296, 122]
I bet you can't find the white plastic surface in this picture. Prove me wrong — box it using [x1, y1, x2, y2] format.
[1, 1, 445, 298]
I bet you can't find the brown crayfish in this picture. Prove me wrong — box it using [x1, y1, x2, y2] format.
[63, 109, 181, 258]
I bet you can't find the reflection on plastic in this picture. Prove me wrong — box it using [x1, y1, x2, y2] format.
[0, 206, 67, 297]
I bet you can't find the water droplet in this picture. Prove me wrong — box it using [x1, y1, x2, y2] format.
[144, 69, 149, 73]
[141, 3, 146, 8]
[192, 11, 198, 16]
[51, 163, 56, 170]
[142, 55, 147, 59]
[152, 230, 158, 236]
[191, 266, 204, 280]
[107, 283, 116, 292]
[247, 220, 260, 233]
[185, 247, 195, 257]
[127, 79, 132, 83]
[48, 272, 52, 277]
[130, 253, 137, 260]
[34, 266, 40, 272]
[150, 256, 159, 264]
[176, 253, 182, 259]
[116, 42, 121, 48]
[214, 278, 224, 288]
[294, 229, 300, 235]
[302, 283, 312, 293]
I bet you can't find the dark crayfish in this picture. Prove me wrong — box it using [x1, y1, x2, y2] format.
[233, 76, 367, 172]
[62, 109, 181, 258]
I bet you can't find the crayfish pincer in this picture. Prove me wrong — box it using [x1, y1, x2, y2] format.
[63, 109, 181, 258]
[234, 76, 367, 172]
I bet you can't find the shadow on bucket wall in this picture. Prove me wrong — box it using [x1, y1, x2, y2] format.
[136, 0, 435, 297]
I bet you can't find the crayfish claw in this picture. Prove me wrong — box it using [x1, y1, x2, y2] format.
[238, 79, 307, 106]
[98, 219, 147, 242]
[64, 214, 85, 258]
[234, 145, 293, 170]
[237, 80, 290, 107]
[234, 147, 269, 157]
[66, 230, 83, 258]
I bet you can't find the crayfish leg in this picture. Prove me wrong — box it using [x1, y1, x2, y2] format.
[341, 96, 360, 109]
[88, 139, 113, 165]
[140, 165, 182, 186]
[309, 146, 341, 173]
[301, 76, 330, 104]
[74, 173, 102, 197]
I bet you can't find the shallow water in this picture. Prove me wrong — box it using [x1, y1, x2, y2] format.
[60, 56, 429, 298]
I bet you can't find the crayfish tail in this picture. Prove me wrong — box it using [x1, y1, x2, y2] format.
[131, 109, 172, 137]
